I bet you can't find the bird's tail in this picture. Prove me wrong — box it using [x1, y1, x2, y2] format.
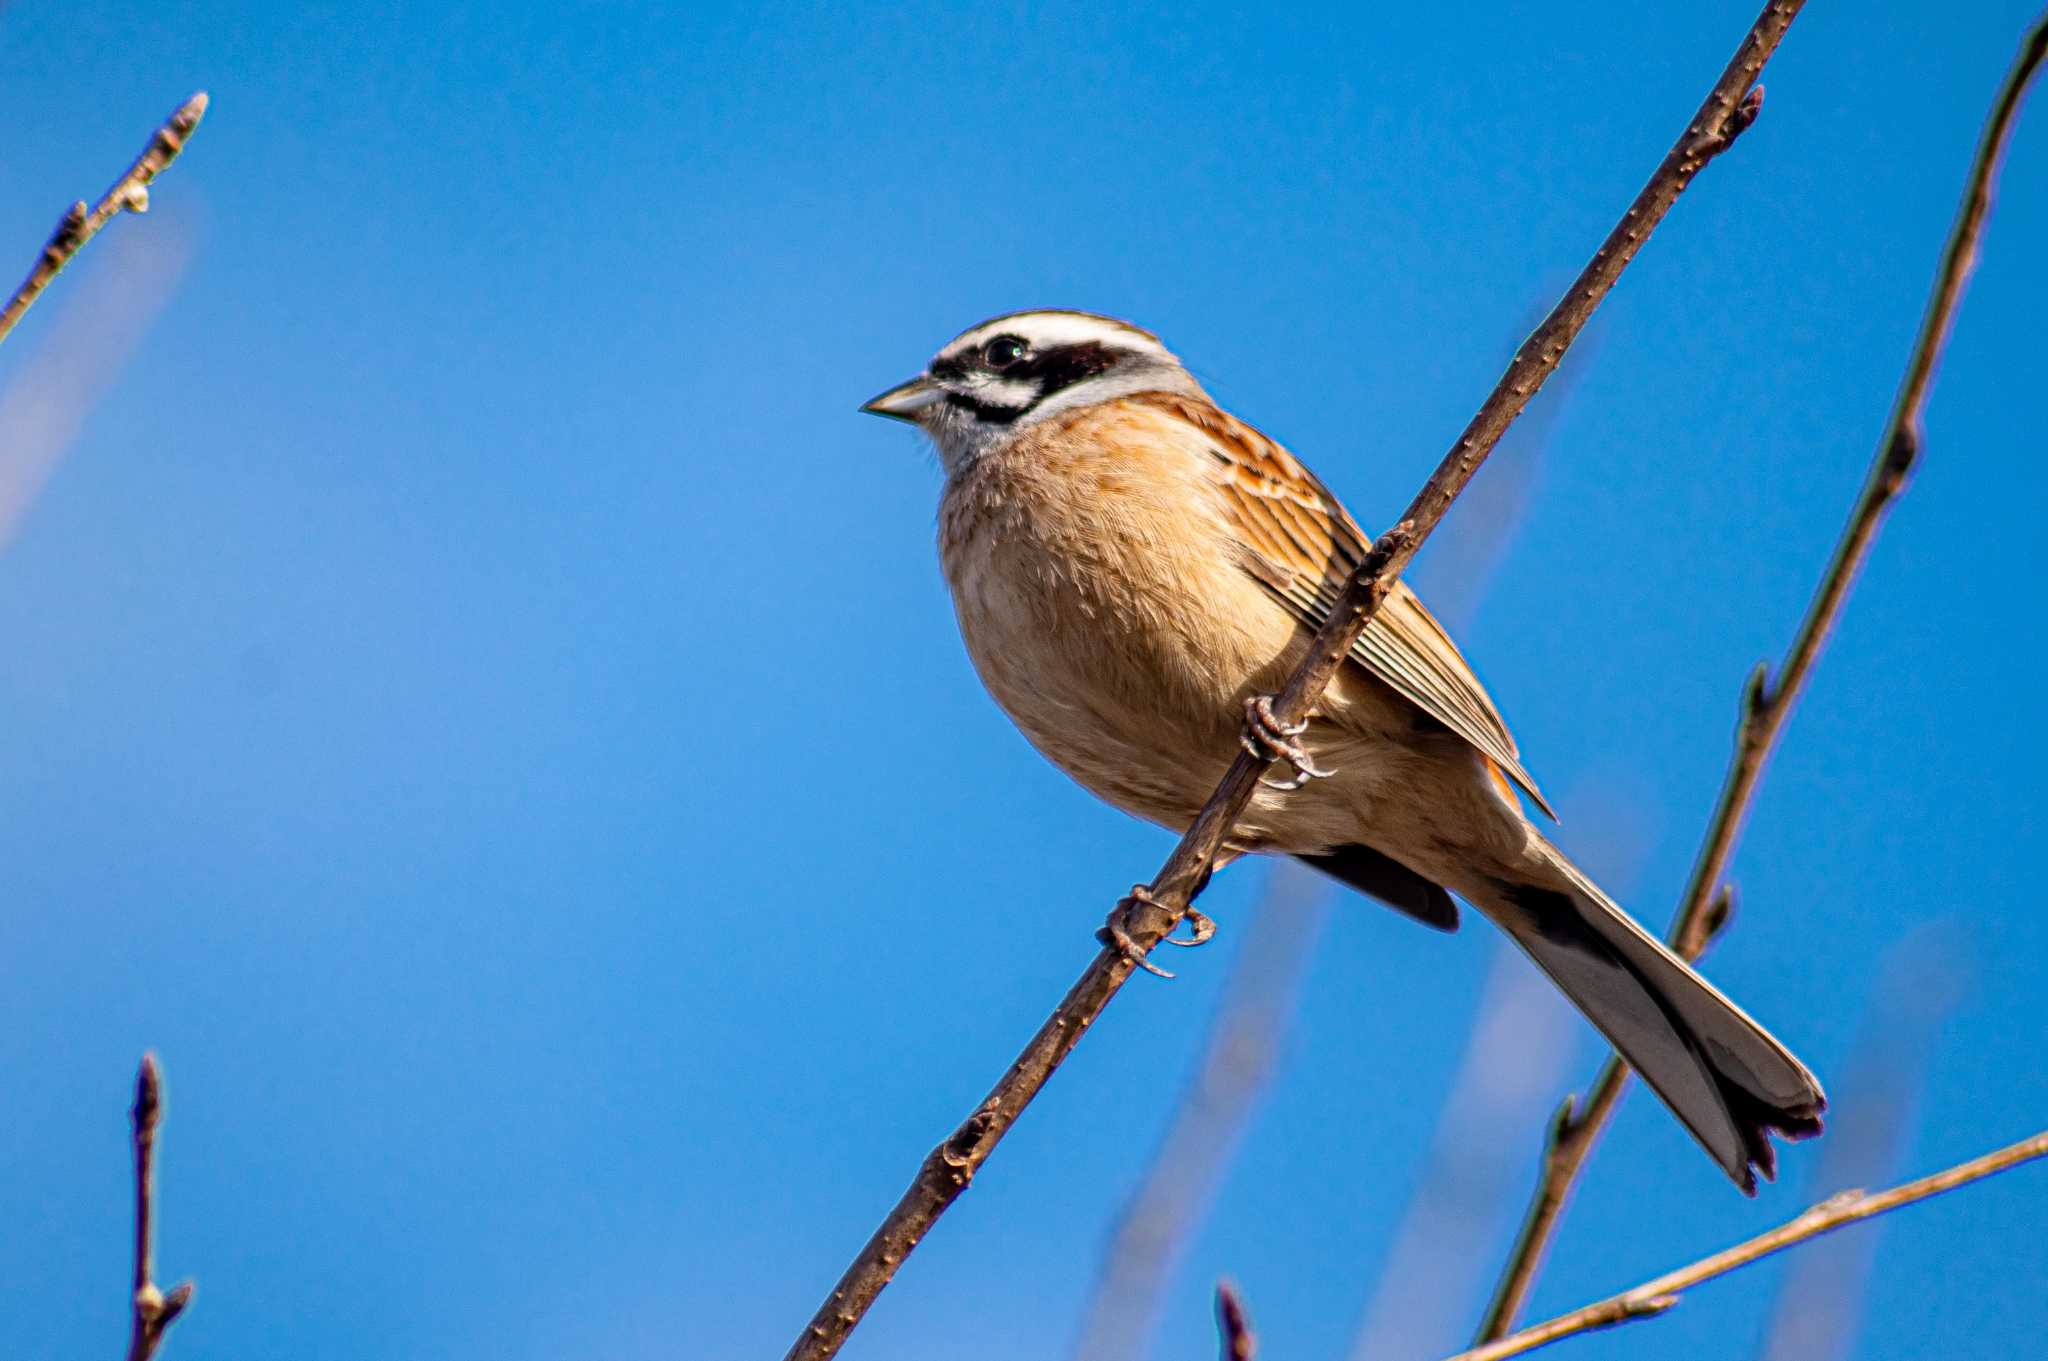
[1471, 841, 1825, 1193]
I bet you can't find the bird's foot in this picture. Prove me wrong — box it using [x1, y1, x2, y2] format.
[1097, 885, 1216, 978]
[1241, 695, 1335, 791]
[1163, 904, 1218, 948]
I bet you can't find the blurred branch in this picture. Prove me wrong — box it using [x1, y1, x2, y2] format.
[1473, 10, 2048, 1340]
[1347, 944, 1581, 1361]
[781, 5, 1802, 1356]
[0, 91, 207, 350]
[1216, 1281, 1258, 1361]
[1756, 925, 1971, 1361]
[125, 1055, 193, 1361]
[1419, 303, 1592, 635]
[0, 209, 194, 550]
[1071, 865, 1327, 1361]
[1447, 1129, 2048, 1361]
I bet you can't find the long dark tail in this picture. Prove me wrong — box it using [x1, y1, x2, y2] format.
[1474, 846, 1825, 1193]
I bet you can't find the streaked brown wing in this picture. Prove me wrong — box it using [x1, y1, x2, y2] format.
[1137, 392, 1556, 820]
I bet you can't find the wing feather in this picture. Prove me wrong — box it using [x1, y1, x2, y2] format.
[1138, 392, 1556, 820]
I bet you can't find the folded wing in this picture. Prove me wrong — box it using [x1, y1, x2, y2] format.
[1138, 392, 1555, 820]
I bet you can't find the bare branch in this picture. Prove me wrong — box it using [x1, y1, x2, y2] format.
[781, 6, 1805, 1357]
[1475, 11, 2048, 1339]
[1216, 1281, 1258, 1361]
[126, 1055, 193, 1361]
[0, 91, 208, 350]
[1448, 1130, 2048, 1361]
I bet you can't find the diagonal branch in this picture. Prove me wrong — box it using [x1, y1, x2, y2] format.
[1447, 1129, 2048, 1361]
[1474, 10, 2048, 1340]
[0, 91, 208, 350]
[781, 5, 1805, 1357]
[126, 1055, 194, 1361]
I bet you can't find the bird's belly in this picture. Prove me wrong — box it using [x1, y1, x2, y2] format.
[948, 563, 1234, 821]
[943, 524, 1396, 850]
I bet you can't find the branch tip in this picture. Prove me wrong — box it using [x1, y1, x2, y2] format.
[1, 89, 211, 348]
[125, 1053, 190, 1361]
[1216, 1280, 1257, 1361]
[133, 1053, 163, 1129]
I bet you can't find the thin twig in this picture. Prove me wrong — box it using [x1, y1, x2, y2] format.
[1447, 1129, 2048, 1361]
[1474, 11, 2048, 1340]
[1216, 1281, 1258, 1361]
[0, 92, 208, 349]
[126, 1055, 193, 1361]
[781, 6, 1802, 1357]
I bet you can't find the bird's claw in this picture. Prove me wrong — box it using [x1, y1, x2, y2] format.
[1099, 887, 1174, 978]
[1162, 905, 1217, 947]
[1242, 695, 1334, 791]
[1096, 886, 1217, 977]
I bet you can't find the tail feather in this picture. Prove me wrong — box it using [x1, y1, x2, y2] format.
[1295, 846, 1460, 932]
[1478, 860, 1825, 1193]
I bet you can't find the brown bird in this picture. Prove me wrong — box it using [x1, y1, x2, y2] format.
[863, 309, 1824, 1192]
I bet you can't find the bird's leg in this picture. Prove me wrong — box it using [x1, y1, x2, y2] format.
[1161, 903, 1218, 948]
[1242, 695, 1335, 791]
[1097, 883, 1218, 976]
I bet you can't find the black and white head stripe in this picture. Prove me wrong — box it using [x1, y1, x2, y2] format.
[925, 310, 1185, 426]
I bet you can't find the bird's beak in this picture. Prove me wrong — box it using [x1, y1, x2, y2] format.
[860, 375, 945, 423]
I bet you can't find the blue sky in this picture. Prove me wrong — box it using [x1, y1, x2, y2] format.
[3, 3, 2044, 1359]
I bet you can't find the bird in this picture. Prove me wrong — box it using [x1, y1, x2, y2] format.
[861, 308, 1824, 1193]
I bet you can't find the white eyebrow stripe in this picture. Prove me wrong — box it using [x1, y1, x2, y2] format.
[941, 311, 1171, 363]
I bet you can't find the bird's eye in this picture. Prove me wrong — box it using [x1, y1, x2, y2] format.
[983, 336, 1026, 369]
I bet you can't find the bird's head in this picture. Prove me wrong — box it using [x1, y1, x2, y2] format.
[861, 310, 1201, 472]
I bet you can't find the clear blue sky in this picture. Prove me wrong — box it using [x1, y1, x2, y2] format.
[3, 3, 2044, 1358]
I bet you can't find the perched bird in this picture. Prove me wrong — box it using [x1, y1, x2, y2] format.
[862, 309, 1824, 1192]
